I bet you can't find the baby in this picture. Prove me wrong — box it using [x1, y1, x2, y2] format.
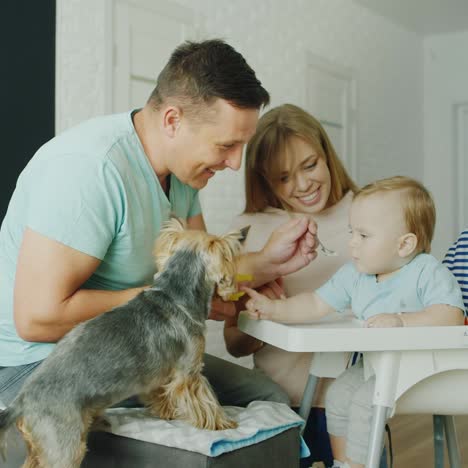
[243, 176, 465, 468]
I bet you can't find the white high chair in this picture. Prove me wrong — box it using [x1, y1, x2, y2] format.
[238, 312, 468, 468]
[363, 348, 468, 468]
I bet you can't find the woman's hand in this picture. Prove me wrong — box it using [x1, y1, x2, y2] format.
[365, 313, 404, 328]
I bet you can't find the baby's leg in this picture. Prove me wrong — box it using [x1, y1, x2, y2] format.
[325, 362, 366, 466]
[344, 376, 376, 467]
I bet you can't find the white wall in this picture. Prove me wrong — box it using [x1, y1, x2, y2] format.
[56, 0, 424, 233]
[424, 30, 468, 259]
[55, 0, 113, 133]
[56, 0, 426, 365]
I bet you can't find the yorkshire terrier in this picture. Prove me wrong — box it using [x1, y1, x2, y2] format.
[0, 218, 248, 468]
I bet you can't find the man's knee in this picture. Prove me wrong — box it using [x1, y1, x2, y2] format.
[202, 354, 290, 406]
[233, 367, 291, 405]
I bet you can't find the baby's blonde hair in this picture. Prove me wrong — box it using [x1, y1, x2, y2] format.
[354, 176, 436, 254]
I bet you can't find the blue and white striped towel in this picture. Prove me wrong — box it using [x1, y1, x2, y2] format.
[103, 401, 310, 458]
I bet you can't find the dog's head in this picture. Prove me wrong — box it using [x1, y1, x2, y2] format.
[154, 218, 249, 300]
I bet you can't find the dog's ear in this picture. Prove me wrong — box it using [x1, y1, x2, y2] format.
[238, 225, 250, 244]
[221, 225, 250, 248]
[163, 217, 186, 232]
[153, 217, 186, 270]
[214, 228, 247, 263]
[210, 238, 235, 263]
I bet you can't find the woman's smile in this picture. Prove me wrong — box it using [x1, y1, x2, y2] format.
[296, 187, 321, 206]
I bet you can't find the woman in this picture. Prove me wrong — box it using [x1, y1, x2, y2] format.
[225, 103, 358, 467]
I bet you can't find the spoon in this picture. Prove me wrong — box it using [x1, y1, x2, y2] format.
[317, 238, 337, 257]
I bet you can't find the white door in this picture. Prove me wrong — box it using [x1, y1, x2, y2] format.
[306, 52, 357, 181]
[455, 103, 468, 234]
[113, 0, 197, 112]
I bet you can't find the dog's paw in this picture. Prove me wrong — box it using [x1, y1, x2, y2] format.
[90, 415, 111, 432]
[214, 417, 238, 431]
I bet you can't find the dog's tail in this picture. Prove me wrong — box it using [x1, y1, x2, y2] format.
[0, 403, 22, 461]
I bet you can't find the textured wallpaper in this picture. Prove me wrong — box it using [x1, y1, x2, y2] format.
[56, 0, 425, 366]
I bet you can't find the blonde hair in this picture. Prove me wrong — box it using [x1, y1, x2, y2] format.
[244, 104, 358, 213]
[354, 176, 436, 254]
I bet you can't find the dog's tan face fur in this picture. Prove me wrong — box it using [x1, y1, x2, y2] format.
[154, 219, 244, 300]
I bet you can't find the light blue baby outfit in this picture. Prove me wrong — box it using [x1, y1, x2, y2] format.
[317, 253, 465, 320]
[319, 253, 464, 465]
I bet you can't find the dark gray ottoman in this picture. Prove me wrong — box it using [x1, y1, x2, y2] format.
[5, 427, 301, 467]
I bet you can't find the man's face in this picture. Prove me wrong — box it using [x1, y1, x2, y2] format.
[168, 99, 259, 189]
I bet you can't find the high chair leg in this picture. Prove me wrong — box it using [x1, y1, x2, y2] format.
[433, 415, 445, 468]
[443, 415, 461, 468]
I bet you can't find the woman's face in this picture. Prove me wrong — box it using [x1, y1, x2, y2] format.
[274, 136, 332, 214]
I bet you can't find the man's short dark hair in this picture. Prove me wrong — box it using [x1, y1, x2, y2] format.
[149, 39, 270, 115]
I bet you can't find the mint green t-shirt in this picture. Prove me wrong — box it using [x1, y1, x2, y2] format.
[0, 111, 201, 366]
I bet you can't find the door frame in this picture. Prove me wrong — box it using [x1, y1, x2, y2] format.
[305, 51, 358, 181]
[453, 101, 468, 234]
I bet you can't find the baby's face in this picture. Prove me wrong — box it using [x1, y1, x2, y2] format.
[348, 192, 409, 278]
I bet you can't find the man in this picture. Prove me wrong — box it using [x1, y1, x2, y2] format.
[0, 39, 318, 406]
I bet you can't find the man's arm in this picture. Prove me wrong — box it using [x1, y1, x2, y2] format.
[188, 215, 318, 288]
[224, 308, 264, 357]
[186, 213, 206, 231]
[188, 214, 319, 322]
[235, 217, 318, 287]
[14, 229, 145, 342]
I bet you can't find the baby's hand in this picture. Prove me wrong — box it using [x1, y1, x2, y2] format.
[242, 286, 278, 321]
[365, 313, 404, 328]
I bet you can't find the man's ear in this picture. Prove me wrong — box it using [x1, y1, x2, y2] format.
[162, 106, 182, 137]
[398, 233, 418, 258]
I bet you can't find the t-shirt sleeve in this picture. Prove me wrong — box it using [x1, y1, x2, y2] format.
[25, 155, 124, 260]
[315, 262, 356, 312]
[417, 258, 465, 312]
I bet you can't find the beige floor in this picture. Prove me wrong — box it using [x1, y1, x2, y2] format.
[388, 414, 468, 467]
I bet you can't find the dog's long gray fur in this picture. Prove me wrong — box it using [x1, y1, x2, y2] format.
[0, 232, 238, 466]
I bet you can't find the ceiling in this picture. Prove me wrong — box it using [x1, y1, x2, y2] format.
[354, 0, 468, 35]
